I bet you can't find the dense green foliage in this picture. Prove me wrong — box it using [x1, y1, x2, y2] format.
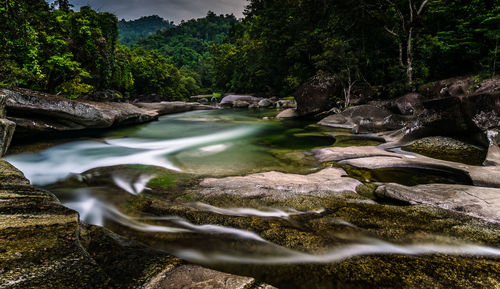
[211, 0, 499, 96]
[1, 0, 497, 100]
[0, 1, 199, 99]
[118, 15, 173, 47]
[136, 12, 238, 89]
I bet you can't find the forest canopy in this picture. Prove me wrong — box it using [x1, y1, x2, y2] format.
[0, 1, 233, 99]
[211, 0, 499, 97]
[0, 0, 498, 100]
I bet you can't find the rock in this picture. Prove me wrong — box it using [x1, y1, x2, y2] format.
[403, 136, 487, 166]
[258, 99, 274, 108]
[0, 119, 15, 157]
[82, 89, 124, 102]
[475, 78, 500, 94]
[276, 99, 297, 109]
[200, 168, 363, 200]
[388, 93, 424, 115]
[312, 146, 500, 188]
[401, 91, 500, 143]
[141, 264, 275, 289]
[233, 100, 250, 108]
[276, 108, 299, 119]
[134, 101, 214, 115]
[0, 160, 266, 288]
[0, 90, 15, 156]
[375, 183, 500, 223]
[419, 77, 476, 98]
[220, 95, 261, 108]
[1, 87, 213, 138]
[318, 104, 406, 133]
[3, 87, 157, 134]
[295, 75, 338, 115]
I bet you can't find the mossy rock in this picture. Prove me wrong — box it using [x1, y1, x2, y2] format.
[403, 136, 487, 165]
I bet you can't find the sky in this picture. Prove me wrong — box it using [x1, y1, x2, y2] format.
[65, 0, 248, 23]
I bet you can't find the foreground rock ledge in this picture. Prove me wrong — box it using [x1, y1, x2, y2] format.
[0, 160, 272, 288]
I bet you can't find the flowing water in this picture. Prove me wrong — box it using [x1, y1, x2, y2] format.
[6, 109, 500, 288]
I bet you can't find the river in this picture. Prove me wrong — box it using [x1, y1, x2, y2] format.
[5, 109, 500, 288]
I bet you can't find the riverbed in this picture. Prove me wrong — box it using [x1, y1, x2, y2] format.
[6, 109, 500, 288]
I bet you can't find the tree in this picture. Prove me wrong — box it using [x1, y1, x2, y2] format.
[55, 0, 71, 12]
[369, 0, 430, 86]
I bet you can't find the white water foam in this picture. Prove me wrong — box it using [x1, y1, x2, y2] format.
[189, 202, 325, 218]
[112, 173, 155, 195]
[64, 196, 500, 266]
[6, 126, 258, 185]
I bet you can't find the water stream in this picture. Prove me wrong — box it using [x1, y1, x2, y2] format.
[6, 109, 500, 288]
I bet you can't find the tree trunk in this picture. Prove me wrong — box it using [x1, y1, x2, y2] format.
[406, 27, 413, 85]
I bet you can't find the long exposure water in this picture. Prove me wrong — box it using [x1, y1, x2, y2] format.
[6, 109, 500, 288]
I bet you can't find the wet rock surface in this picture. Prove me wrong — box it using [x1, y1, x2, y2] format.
[403, 136, 487, 165]
[0, 160, 265, 288]
[105, 164, 500, 289]
[1, 87, 213, 137]
[0, 92, 15, 157]
[318, 104, 407, 133]
[141, 264, 276, 289]
[376, 183, 500, 223]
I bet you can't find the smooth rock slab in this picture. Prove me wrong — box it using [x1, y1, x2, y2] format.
[313, 146, 500, 188]
[134, 101, 214, 115]
[142, 264, 277, 289]
[376, 183, 500, 223]
[200, 168, 363, 198]
[276, 108, 299, 119]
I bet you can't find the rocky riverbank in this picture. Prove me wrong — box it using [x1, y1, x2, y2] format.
[0, 159, 275, 288]
[1, 77, 499, 288]
[0, 87, 214, 139]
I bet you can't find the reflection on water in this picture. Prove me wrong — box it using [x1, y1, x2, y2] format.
[6, 110, 335, 185]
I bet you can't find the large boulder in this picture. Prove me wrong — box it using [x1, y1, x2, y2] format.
[401, 91, 500, 145]
[295, 75, 338, 115]
[318, 104, 406, 133]
[1, 87, 213, 138]
[387, 93, 424, 116]
[219, 95, 261, 108]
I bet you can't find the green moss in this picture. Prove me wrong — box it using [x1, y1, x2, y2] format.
[403, 136, 487, 165]
[147, 175, 176, 188]
[342, 165, 472, 186]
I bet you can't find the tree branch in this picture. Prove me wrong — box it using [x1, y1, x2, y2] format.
[417, 0, 429, 15]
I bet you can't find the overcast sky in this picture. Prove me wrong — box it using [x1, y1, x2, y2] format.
[65, 0, 247, 23]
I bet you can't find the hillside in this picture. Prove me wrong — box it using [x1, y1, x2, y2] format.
[118, 15, 174, 46]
